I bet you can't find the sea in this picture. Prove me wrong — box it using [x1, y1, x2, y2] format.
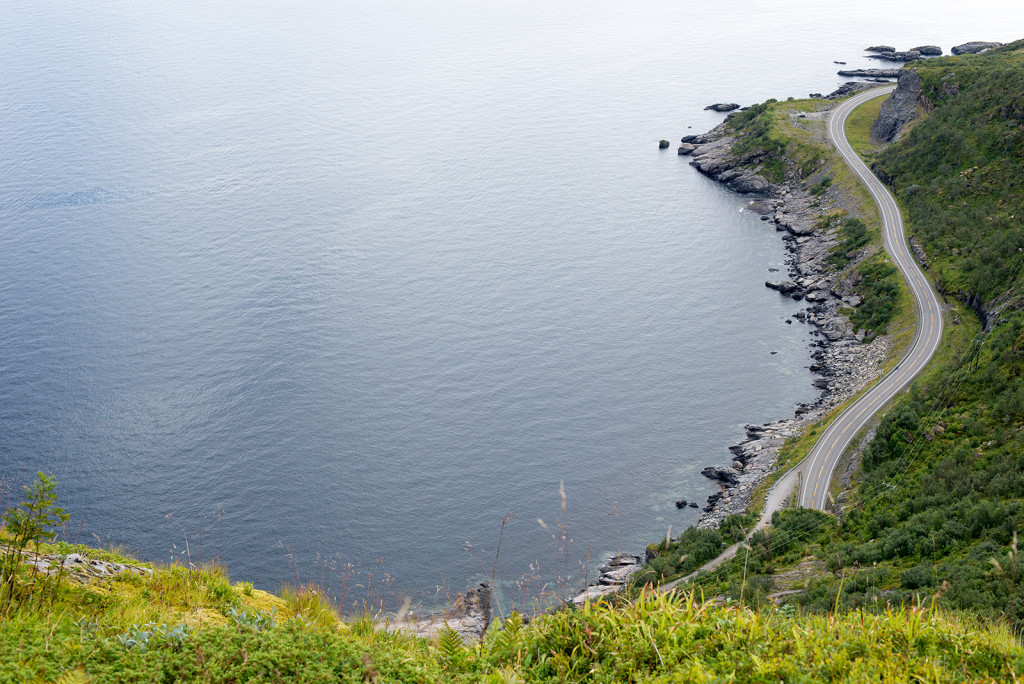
[1, 0, 1020, 610]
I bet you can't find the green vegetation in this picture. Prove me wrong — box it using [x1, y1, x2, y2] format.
[844, 95, 886, 160]
[876, 40, 1024, 304]
[636, 39, 1024, 644]
[827, 217, 870, 267]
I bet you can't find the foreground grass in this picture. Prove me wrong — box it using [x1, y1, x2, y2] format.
[3, 547, 1023, 683]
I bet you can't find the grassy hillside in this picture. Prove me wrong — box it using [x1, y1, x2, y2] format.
[2, 536, 1022, 682]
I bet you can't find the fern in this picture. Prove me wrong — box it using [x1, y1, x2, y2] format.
[53, 668, 89, 684]
[437, 626, 464, 670]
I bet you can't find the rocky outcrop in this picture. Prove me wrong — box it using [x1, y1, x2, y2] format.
[810, 81, 881, 101]
[677, 142, 696, 155]
[871, 68, 926, 142]
[388, 583, 491, 644]
[687, 137, 770, 194]
[570, 553, 643, 606]
[912, 45, 943, 56]
[865, 45, 896, 53]
[704, 103, 740, 112]
[951, 41, 1003, 55]
[868, 50, 921, 63]
[837, 69, 900, 78]
[3, 546, 154, 584]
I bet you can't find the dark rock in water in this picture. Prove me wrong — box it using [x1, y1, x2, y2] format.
[678, 143, 696, 155]
[868, 50, 921, 62]
[865, 45, 896, 53]
[704, 102, 740, 112]
[952, 41, 1003, 55]
[680, 134, 699, 143]
[675, 499, 687, 509]
[912, 45, 942, 56]
[837, 68, 899, 78]
[688, 501, 698, 508]
[766, 280, 799, 294]
[701, 466, 739, 486]
[834, 61, 846, 65]
[659, 139, 670, 149]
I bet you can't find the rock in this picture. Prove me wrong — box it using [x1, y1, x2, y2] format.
[389, 583, 491, 644]
[834, 61, 847, 65]
[572, 585, 617, 606]
[872, 68, 925, 142]
[912, 45, 942, 56]
[865, 45, 896, 53]
[677, 143, 696, 155]
[600, 564, 641, 585]
[728, 172, 770, 193]
[701, 465, 739, 485]
[688, 501, 698, 508]
[680, 134, 698, 143]
[659, 139, 670, 149]
[824, 81, 878, 100]
[868, 50, 921, 62]
[837, 68, 900, 78]
[766, 280, 799, 294]
[675, 499, 687, 509]
[704, 102, 740, 112]
[951, 41, 1003, 55]
[604, 553, 642, 568]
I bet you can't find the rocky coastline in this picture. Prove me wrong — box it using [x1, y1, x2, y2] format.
[678, 90, 895, 530]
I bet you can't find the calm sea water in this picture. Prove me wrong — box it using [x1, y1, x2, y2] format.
[2, 0, 1020, 608]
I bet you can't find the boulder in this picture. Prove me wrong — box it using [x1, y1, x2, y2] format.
[704, 102, 740, 112]
[680, 134, 699, 143]
[766, 280, 799, 293]
[912, 45, 942, 56]
[659, 139, 670, 149]
[677, 143, 696, 155]
[728, 172, 770, 193]
[865, 45, 896, 53]
[701, 465, 739, 485]
[951, 41, 1003, 55]
[675, 499, 687, 509]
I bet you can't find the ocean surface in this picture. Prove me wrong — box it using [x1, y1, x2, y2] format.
[2, 0, 1020, 609]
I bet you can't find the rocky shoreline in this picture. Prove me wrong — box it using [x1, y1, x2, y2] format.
[678, 94, 894, 529]
[564, 84, 898, 605]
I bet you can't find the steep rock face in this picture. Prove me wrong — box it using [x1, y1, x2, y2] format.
[871, 68, 928, 142]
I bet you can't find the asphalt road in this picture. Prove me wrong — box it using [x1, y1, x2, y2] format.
[797, 85, 945, 510]
[659, 87, 946, 594]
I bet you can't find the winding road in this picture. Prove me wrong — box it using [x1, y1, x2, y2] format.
[661, 86, 945, 592]
[797, 85, 944, 510]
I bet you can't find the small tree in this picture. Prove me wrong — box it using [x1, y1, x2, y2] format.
[1, 472, 69, 610]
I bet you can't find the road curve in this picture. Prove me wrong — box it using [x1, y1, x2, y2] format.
[798, 86, 944, 510]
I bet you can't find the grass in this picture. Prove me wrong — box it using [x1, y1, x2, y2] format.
[4, 541, 1023, 683]
[845, 95, 886, 161]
